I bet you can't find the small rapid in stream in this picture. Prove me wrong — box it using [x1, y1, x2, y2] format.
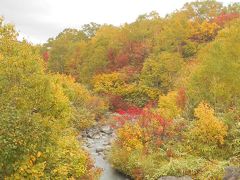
[81, 125, 130, 180]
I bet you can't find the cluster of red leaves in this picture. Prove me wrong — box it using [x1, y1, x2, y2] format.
[107, 41, 149, 71]
[116, 53, 129, 68]
[109, 95, 134, 111]
[116, 107, 143, 116]
[125, 41, 149, 65]
[132, 167, 144, 180]
[113, 105, 172, 131]
[142, 110, 168, 128]
[42, 51, 49, 62]
[107, 48, 115, 62]
[113, 106, 175, 155]
[107, 49, 130, 70]
[213, 13, 240, 26]
[112, 107, 143, 128]
[140, 108, 173, 139]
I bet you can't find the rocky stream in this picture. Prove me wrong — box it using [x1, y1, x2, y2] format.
[80, 125, 130, 180]
[79, 122, 240, 180]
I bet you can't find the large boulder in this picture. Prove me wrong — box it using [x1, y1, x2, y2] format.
[223, 166, 240, 180]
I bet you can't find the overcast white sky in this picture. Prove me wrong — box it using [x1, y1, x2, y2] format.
[0, 0, 236, 44]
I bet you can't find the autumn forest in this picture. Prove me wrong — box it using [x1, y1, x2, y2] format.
[0, 0, 240, 179]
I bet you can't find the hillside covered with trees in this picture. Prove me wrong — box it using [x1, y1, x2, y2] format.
[0, 0, 240, 179]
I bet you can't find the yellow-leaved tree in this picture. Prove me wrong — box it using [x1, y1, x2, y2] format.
[0, 17, 100, 179]
[190, 102, 228, 145]
[158, 91, 182, 119]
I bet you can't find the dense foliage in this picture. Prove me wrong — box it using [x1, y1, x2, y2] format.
[1, 0, 240, 179]
[0, 17, 102, 179]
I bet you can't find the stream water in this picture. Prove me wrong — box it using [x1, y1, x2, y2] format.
[80, 125, 194, 180]
[81, 125, 129, 180]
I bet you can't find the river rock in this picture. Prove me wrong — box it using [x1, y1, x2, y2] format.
[96, 147, 105, 153]
[87, 132, 95, 138]
[158, 176, 192, 180]
[86, 143, 92, 148]
[87, 128, 99, 138]
[87, 138, 94, 143]
[82, 145, 88, 149]
[81, 131, 87, 138]
[223, 166, 240, 180]
[105, 145, 111, 149]
[94, 134, 101, 139]
[100, 126, 112, 134]
[103, 141, 110, 146]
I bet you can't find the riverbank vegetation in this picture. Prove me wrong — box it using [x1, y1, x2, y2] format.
[0, 17, 104, 179]
[0, 0, 240, 179]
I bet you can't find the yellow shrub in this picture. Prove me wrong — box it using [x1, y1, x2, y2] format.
[55, 74, 91, 106]
[158, 91, 181, 119]
[189, 21, 220, 42]
[7, 154, 46, 179]
[191, 102, 228, 145]
[93, 72, 126, 94]
[116, 123, 144, 151]
[54, 74, 108, 129]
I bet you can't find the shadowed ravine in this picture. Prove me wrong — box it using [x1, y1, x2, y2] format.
[81, 125, 129, 180]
